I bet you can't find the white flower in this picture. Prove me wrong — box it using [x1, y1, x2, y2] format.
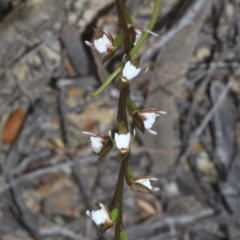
[122, 61, 141, 80]
[86, 202, 112, 225]
[82, 131, 104, 153]
[134, 177, 159, 192]
[139, 110, 166, 135]
[85, 30, 114, 54]
[114, 132, 130, 151]
[93, 34, 112, 53]
[83, 131, 114, 159]
[90, 136, 103, 153]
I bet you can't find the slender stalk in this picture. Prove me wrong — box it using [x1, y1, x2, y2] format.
[108, 157, 128, 239]
[115, 0, 132, 53]
[112, 157, 130, 239]
[89, 66, 120, 98]
[89, 0, 162, 98]
[117, 85, 130, 125]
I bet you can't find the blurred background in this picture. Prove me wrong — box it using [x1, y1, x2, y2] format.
[0, 0, 240, 239]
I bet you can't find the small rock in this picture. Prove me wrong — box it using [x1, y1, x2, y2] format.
[196, 152, 216, 174]
[77, 19, 85, 29]
[22, 190, 40, 214]
[231, 81, 240, 94]
[65, 0, 72, 9]
[27, 54, 42, 67]
[196, 46, 211, 60]
[226, 3, 234, 17]
[42, 45, 61, 70]
[163, 181, 179, 197]
[83, 9, 95, 23]
[74, 0, 83, 10]
[68, 11, 78, 25]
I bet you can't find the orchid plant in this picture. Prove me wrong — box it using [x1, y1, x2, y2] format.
[84, 0, 164, 239]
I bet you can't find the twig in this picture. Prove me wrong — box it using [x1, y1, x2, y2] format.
[1, 105, 45, 240]
[57, 85, 104, 238]
[192, 223, 226, 238]
[171, 78, 235, 180]
[142, 0, 209, 62]
[11, 36, 58, 69]
[127, 208, 214, 238]
[9, 179, 43, 240]
[40, 226, 88, 240]
[58, 86, 93, 206]
[146, 232, 178, 240]
[237, 1, 240, 57]
[12, 149, 52, 175]
[182, 53, 228, 143]
[0, 156, 97, 195]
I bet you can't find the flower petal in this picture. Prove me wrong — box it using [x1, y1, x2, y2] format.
[93, 34, 112, 53]
[147, 129, 157, 135]
[86, 210, 92, 218]
[143, 114, 157, 129]
[85, 41, 94, 48]
[90, 136, 103, 153]
[132, 177, 160, 192]
[122, 61, 141, 80]
[115, 133, 130, 149]
[94, 38, 107, 53]
[136, 179, 152, 190]
[134, 29, 142, 45]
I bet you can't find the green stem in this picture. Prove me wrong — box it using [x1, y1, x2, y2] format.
[89, 0, 162, 98]
[129, 0, 161, 58]
[89, 66, 120, 97]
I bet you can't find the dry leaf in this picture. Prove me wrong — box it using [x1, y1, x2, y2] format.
[154, 199, 162, 214]
[67, 88, 84, 98]
[2, 108, 26, 145]
[136, 199, 156, 215]
[65, 56, 76, 77]
[192, 143, 205, 153]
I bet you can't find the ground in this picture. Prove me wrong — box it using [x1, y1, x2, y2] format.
[0, 0, 240, 240]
